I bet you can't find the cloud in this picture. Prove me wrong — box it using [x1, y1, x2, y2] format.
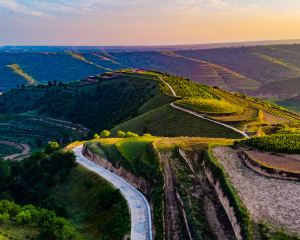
[0, 0, 49, 17]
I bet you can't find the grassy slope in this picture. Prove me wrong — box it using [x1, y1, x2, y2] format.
[0, 72, 160, 132]
[112, 105, 244, 139]
[0, 221, 38, 240]
[48, 165, 130, 240]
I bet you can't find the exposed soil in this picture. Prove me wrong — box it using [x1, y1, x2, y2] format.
[213, 146, 300, 235]
[262, 111, 289, 124]
[244, 149, 300, 174]
[177, 148, 237, 240]
[159, 151, 186, 240]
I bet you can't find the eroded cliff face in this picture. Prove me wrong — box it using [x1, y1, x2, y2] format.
[205, 169, 243, 240]
[82, 145, 151, 194]
[83, 144, 240, 240]
[177, 148, 239, 240]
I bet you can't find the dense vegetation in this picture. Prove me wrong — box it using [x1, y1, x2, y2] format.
[239, 134, 300, 154]
[86, 137, 164, 240]
[0, 200, 80, 240]
[177, 98, 243, 114]
[156, 73, 216, 98]
[0, 73, 160, 132]
[0, 143, 130, 240]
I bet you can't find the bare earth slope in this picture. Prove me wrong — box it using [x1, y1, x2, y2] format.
[213, 146, 300, 235]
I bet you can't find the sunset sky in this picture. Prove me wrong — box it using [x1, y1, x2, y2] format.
[1, 0, 300, 46]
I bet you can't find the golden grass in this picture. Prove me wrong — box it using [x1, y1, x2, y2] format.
[6, 64, 37, 85]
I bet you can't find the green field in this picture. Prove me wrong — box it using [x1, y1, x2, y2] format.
[112, 104, 244, 139]
[177, 98, 243, 115]
[238, 134, 300, 154]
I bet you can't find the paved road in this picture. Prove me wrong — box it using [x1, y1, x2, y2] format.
[157, 75, 250, 138]
[73, 146, 152, 240]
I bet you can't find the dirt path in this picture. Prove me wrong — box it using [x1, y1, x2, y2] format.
[213, 146, 300, 235]
[0, 141, 31, 160]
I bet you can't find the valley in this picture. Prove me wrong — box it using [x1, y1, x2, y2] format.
[0, 69, 299, 240]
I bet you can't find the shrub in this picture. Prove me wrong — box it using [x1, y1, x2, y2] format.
[100, 130, 110, 138]
[45, 142, 61, 154]
[125, 131, 138, 138]
[93, 133, 100, 139]
[143, 133, 152, 137]
[117, 131, 126, 138]
[16, 210, 32, 224]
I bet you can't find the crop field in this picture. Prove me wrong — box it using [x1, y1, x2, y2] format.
[155, 73, 216, 98]
[178, 46, 300, 84]
[176, 98, 243, 115]
[112, 105, 244, 139]
[239, 134, 300, 154]
[211, 88, 300, 124]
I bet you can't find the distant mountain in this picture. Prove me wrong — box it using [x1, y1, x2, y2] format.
[2, 42, 300, 112]
[1, 39, 300, 52]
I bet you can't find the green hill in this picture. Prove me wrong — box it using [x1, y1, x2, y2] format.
[1, 70, 300, 147]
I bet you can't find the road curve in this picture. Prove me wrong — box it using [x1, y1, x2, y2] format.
[156, 75, 250, 139]
[73, 145, 153, 240]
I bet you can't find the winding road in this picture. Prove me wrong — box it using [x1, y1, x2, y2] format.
[73, 145, 152, 240]
[157, 75, 250, 139]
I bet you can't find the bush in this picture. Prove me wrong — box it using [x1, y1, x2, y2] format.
[0, 200, 82, 239]
[16, 210, 32, 224]
[93, 133, 100, 139]
[100, 130, 110, 138]
[143, 133, 152, 137]
[45, 142, 61, 154]
[125, 131, 138, 138]
[117, 131, 126, 138]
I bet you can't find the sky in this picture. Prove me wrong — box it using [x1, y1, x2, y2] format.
[1, 0, 300, 46]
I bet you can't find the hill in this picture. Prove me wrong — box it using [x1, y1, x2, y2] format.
[0, 147, 130, 240]
[2, 44, 300, 114]
[84, 136, 300, 240]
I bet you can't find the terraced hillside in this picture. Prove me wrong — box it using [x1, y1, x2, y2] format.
[84, 136, 300, 240]
[2, 44, 300, 114]
[1, 69, 299, 155]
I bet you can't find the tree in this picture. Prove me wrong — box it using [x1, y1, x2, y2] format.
[125, 131, 138, 138]
[16, 210, 32, 224]
[45, 142, 60, 154]
[100, 130, 110, 138]
[93, 133, 100, 139]
[117, 131, 125, 138]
